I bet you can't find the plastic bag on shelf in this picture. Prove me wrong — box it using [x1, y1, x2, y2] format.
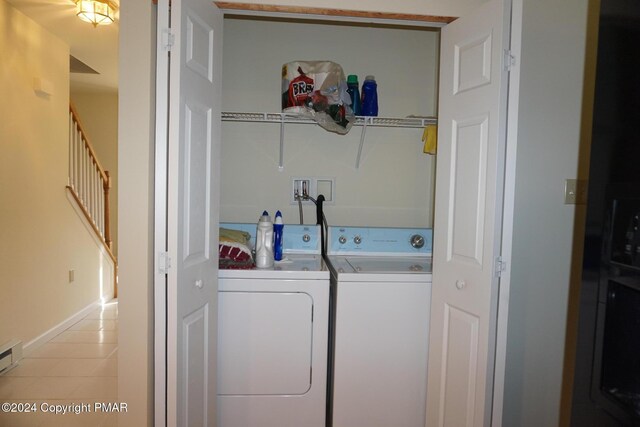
[281, 61, 354, 134]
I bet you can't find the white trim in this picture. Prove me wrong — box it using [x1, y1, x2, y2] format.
[23, 300, 101, 356]
[154, 0, 170, 426]
[491, 0, 522, 424]
[219, 8, 448, 28]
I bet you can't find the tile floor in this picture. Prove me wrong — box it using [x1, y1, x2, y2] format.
[0, 300, 118, 427]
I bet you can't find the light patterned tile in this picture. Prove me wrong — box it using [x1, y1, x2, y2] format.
[0, 401, 46, 427]
[0, 377, 39, 399]
[91, 358, 117, 377]
[67, 319, 117, 332]
[0, 301, 119, 414]
[100, 411, 119, 427]
[50, 331, 117, 344]
[37, 400, 107, 427]
[101, 300, 118, 310]
[19, 376, 85, 399]
[28, 343, 117, 359]
[67, 377, 117, 400]
[2, 358, 62, 377]
[45, 358, 104, 377]
[84, 310, 118, 320]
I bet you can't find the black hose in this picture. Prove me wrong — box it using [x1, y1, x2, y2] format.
[316, 195, 326, 256]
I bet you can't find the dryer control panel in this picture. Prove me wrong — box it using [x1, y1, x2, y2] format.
[328, 226, 433, 256]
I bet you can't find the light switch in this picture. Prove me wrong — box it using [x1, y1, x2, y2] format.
[564, 179, 588, 205]
[69, 269, 75, 283]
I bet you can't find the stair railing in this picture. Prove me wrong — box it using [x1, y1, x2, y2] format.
[67, 104, 114, 259]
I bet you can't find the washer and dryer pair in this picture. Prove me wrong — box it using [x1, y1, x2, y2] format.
[217, 223, 432, 427]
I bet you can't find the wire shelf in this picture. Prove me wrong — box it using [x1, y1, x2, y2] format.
[221, 112, 437, 128]
[221, 111, 438, 169]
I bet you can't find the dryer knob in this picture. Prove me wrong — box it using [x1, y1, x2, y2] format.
[302, 234, 311, 243]
[411, 234, 425, 249]
[339, 235, 347, 244]
[353, 235, 362, 245]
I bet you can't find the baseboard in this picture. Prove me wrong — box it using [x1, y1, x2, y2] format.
[23, 300, 101, 356]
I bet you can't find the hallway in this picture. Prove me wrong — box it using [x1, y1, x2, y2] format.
[0, 300, 118, 426]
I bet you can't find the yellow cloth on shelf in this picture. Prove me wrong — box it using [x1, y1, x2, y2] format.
[422, 124, 437, 155]
[219, 228, 251, 246]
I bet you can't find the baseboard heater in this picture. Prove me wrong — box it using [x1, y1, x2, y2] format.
[0, 340, 23, 373]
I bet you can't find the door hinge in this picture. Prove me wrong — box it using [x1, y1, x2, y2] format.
[159, 251, 172, 274]
[495, 256, 507, 278]
[504, 49, 516, 71]
[161, 28, 175, 51]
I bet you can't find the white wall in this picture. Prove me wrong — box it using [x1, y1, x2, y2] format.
[71, 90, 119, 256]
[221, 18, 438, 227]
[502, 0, 590, 425]
[117, 0, 155, 425]
[0, 0, 113, 349]
[218, 0, 487, 19]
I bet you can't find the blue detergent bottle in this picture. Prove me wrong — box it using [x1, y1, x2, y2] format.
[361, 75, 378, 116]
[274, 211, 284, 261]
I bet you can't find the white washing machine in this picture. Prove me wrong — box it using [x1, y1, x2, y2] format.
[217, 223, 329, 427]
[326, 226, 433, 427]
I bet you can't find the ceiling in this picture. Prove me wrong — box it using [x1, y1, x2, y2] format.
[7, 0, 119, 93]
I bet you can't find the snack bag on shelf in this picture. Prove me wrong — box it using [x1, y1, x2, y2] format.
[282, 60, 354, 134]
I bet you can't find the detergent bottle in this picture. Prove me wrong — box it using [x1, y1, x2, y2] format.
[346, 75, 361, 115]
[361, 75, 378, 116]
[274, 211, 284, 261]
[255, 211, 274, 268]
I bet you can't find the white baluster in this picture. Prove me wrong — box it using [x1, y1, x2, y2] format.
[95, 169, 99, 227]
[83, 143, 88, 206]
[73, 126, 78, 190]
[72, 119, 77, 190]
[90, 164, 94, 221]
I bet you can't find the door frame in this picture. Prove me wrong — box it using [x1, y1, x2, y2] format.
[490, 0, 522, 425]
[150, 3, 522, 426]
[154, 1, 171, 426]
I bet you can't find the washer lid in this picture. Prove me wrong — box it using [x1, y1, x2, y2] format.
[345, 257, 432, 274]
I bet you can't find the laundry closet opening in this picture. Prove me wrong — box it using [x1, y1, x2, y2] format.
[219, 14, 440, 228]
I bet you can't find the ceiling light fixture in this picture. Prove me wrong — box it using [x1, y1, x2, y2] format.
[75, 0, 116, 27]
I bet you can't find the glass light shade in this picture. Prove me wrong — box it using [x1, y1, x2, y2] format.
[76, 0, 115, 27]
